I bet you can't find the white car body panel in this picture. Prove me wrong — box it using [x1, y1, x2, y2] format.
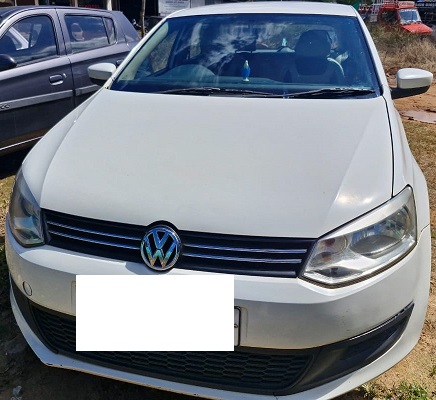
[27, 90, 392, 238]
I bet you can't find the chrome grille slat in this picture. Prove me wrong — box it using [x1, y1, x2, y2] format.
[183, 252, 301, 264]
[47, 229, 139, 250]
[47, 220, 141, 241]
[43, 210, 316, 277]
[184, 243, 307, 254]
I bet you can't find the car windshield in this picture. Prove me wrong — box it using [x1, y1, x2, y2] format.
[111, 13, 380, 98]
[399, 9, 422, 24]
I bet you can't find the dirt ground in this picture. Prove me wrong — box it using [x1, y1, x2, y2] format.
[0, 86, 435, 400]
[395, 80, 436, 113]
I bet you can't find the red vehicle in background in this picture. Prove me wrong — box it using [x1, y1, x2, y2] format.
[360, 0, 433, 34]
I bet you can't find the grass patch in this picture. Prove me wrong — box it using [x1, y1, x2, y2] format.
[394, 381, 430, 399]
[402, 121, 436, 209]
[358, 381, 385, 398]
[358, 381, 431, 399]
[368, 25, 436, 75]
[0, 175, 14, 246]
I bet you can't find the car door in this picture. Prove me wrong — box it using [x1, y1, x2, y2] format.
[0, 9, 74, 155]
[57, 9, 133, 107]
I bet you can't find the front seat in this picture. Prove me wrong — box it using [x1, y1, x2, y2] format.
[286, 30, 344, 85]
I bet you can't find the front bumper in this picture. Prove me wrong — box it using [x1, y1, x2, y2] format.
[6, 223, 431, 399]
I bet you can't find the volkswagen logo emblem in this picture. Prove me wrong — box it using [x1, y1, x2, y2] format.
[140, 226, 181, 271]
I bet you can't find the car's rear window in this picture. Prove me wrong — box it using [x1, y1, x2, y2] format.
[65, 15, 116, 53]
[111, 13, 380, 97]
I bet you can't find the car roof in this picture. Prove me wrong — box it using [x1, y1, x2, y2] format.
[168, 1, 358, 19]
[0, 5, 115, 21]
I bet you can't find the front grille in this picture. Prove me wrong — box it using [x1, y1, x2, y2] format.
[43, 210, 315, 277]
[32, 305, 313, 394]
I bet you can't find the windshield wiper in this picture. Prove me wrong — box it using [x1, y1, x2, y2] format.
[156, 87, 376, 99]
[155, 87, 282, 97]
[288, 88, 376, 98]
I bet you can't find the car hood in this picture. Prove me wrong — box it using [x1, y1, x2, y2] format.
[402, 22, 433, 34]
[33, 89, 393, 238]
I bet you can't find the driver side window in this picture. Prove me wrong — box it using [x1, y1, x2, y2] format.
[0, 15, 58, 65]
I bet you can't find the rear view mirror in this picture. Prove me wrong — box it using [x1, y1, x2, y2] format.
[391, 68, 433, 99]
[0, 54, 17, 72]
[88, 63, 117, 86]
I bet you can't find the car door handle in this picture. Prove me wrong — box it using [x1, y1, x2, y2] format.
[49, 73, 67, 85]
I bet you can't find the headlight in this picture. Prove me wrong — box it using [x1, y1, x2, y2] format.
[8, 169, 44, 247]
[302, 187, 417, 286]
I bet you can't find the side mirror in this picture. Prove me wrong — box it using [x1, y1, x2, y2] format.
[0, 54, 17, 72]
[391, 68, 433, 99]
[88, 63, 117, 86]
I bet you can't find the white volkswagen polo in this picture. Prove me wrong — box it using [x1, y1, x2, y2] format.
[5, 2, 433, 399]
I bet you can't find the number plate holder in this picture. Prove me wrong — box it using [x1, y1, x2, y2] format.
[234, 307, 241, 347]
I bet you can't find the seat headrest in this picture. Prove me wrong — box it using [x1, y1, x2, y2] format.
[295, 30, 331, 58]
